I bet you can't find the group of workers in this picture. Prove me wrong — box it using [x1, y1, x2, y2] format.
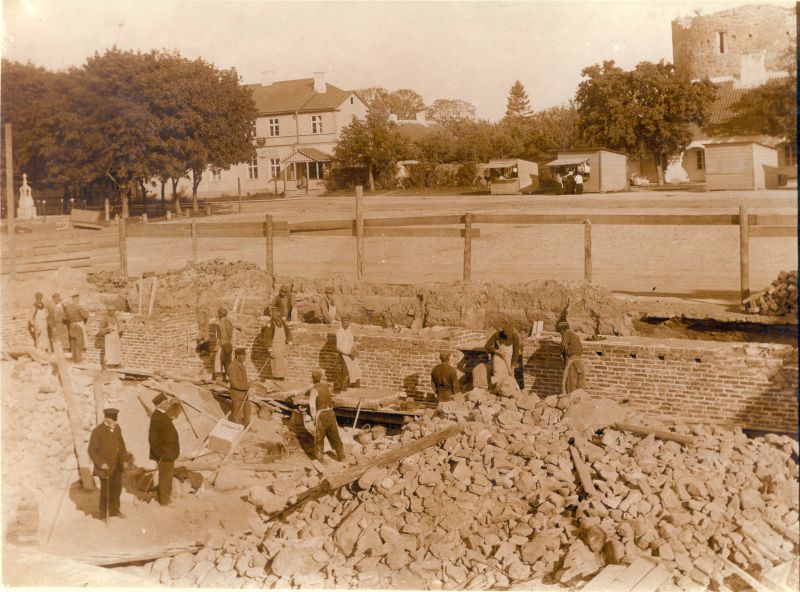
[28, 291, 124, 366]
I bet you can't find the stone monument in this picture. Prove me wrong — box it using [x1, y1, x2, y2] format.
[16, 173, 37, 221]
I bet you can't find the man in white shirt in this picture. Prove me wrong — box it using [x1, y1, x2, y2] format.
[335, 314, 362, 392]
[574, 172, 584, 194]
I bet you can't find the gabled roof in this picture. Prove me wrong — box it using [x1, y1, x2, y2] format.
[280, 147, 332, 165]
[244, 78, 354, 115]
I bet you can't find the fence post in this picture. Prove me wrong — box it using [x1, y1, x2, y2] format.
[463, 212, 473, 283]
[142, 212, 148, 224]
[118, 216, 128, 277]
[191, 218, 198, 263]
[238, 177, 242, 214]
[104, 198, 110, 222]
[584, 219, 592, 283]
[739, 204, 750, 302]
[265, 214, 274, 276]
[355, 185, 364, 280]
[4, 123, 15, 278]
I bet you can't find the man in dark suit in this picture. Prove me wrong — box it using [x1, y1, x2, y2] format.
[149, 396, 181, 506]
[88, 407, 128, 520]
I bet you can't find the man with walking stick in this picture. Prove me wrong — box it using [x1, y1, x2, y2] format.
[88, 407, 129, 521]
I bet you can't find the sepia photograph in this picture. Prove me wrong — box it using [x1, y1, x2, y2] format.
[0, 0, 797, 589]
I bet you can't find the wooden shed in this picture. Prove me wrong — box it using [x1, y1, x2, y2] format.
[704, 139, 779, 190]
[547, 149, 628, 193]
[483, 159, 539, 195]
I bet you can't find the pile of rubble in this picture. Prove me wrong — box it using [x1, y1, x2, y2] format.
[142, 387, 798, 589]
[744, 270, 798, 317]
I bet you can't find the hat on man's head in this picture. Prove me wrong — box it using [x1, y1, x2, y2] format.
[311, 368, 324, 380]
[235, 347, 246, 356]
[439, 350, 451, 362]
[218, 306, 228, 316]
[103, 407, 119, 420]
[35, 292, 43, 299]
[52, 292, 61, 299]
[280, 284, 290, 293]
[152, 393, 168, 406]
[556, 321, 570, 331]
[325, 287, 334, 294]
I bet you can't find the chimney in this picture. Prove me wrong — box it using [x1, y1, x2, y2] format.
[260, 70, 275, 87]
[388, 113, 398, 123]
[415, 110, 427, 123]
[313, 71, 326, 93]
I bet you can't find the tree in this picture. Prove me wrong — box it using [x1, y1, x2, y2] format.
[425, 99, 477, 131]
[504, 80, 533, 121]
[386, 89, 426, 120]
[575, 60, 716, 183]
[356, 87, 390, 110]
[529, 103, 580, 154]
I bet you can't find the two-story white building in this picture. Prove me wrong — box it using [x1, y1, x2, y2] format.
[198, 72, 367, 198]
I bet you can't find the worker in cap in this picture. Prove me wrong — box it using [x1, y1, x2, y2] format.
[485, 325, 521, 393]
[273, 284, 294, 322]
[431, 350, 459, 403]
[98, 302, 124, 368]
[88, 407, 128, 520]
[264, 306, 292, 381]
[28, 291, 50, 352]
[320, 287, 337, 324]
[336, 313, 361, 392]
[558, 320, 586, 394]
[228, 347, 251, 426]
[307, 368, 345, 462]
[213, 306, 234, 382]
[63, 292, 88, 363]
[47, 293, 69, 352]
[149, 390, 181, 506]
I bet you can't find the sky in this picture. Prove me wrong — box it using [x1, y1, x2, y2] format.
[1, 0, 793, 121]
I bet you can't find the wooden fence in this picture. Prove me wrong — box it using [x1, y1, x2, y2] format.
[0, 227, 120, 276]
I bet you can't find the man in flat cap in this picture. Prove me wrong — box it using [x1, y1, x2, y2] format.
[214, 307, 234, 381]
[557, 321, 585, 393]
[307, 368, 345, 462]
[430, 350, 460, 404]
[63, 292, 88, 363]
[149, 396, 181, 506]
[47, 293, 69, 353]
[336, 314, 361, 392]
[228, 347, 251, 426]
[263, 307, 292, 381]
[28, 292, 50, 352]
[88, 407, 128, 520]
[273, 284, 293, 322]
[319, 287, 337, 324]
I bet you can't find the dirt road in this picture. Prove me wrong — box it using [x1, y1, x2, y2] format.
[127, 189, 797, 302]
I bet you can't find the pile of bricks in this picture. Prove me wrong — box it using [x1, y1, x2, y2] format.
[743, 270, 798, 316]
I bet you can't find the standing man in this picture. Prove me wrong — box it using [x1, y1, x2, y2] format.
[149, 396, 181, 506]
[47, 293, 69, 352]
[557, 321, 586, 393]
[28, 292, 50, 352]
[227, 347, 251, 426]
[336, 314, 362, 392]
[554, 171, 563, 195]
[430, 350, 459, 403]
[319, 287, 337, 324]
[214, 307, 234, 381]
[274, 285, 293, 322]
[574, 171, 584, 195]
[63, 293, 88, 363]
[98, 304, 124, 367]
[485, 325, 522, 387]
[88, 407, 128, 520]
[263, 307, 293, 381]
[307, 368, 345, 462]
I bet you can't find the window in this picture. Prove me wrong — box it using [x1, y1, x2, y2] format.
[308, 161, 325, 180]
[212, 170, 222, 181]
[269, 118, 280, 137]
[269, 158, 281, 179]
[248, 158, 259, 180]
[696, 150, 705, 171]
[785, 144, 797, 166]
[312, 115, 323, 134]
[718, 32, 725, 54]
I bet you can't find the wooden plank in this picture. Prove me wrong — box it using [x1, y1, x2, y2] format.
[197, 221, 265, 237]
[125, 223, 192, 238]
[749, 226, 797, 238]
[191, 219, 197, 262]
[629, 566, 672, 592]
[471, 213, 739, 226]
[265, 214, 274, 276]
[356, 186, 364, 280]
[363, 214, 465, 227]
[463, 212, 472, 283]
[289, 219, 353, 232]
[569, 444, 597, 495]
[364, 227, 480, 238]
[750, 214, 797, 227]
[582, 565, 628, 592]
[584, 219, 592, 283]
[739, 204, 750, 302]
[613, 423, 695, 446]
[289, 228, 353, 237]
[606, 557, 659, 592]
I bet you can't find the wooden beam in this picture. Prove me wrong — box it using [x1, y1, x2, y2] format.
[4, 123, 15, 278]
[289, 219, 354, 232]
[463, 212, 473, 283]
[125, 223, 193, 238]
[739, 204, 750, 302]
[613, 422, 695, 446]
[569, 444, 597, 495]
[355, 186, 364, 280]
[749, 214, 797, 227]
[265, 214, 274, 276]
[748, 226, 797, 238]
[584, 219, 592, 283]
[471, 213, 739, 226]
[364, 214, 465, 227]
[191, 219, 198, 262]
[118, 217, 127, 277]
[363, 227, 480, 238]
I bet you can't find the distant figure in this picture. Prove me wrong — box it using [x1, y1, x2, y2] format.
[274, 285, 293, 322]
[431, 350, 460, 403]
[564, 171, 575, 195]
[554, 172, 563, 195]
[336, 314, 362, 392]
[227, 347, 251, 426]
[47, 293, 69, 352]
[149, 396, 181, 506]
[308, 368, 345, 462]
[319, 287, 337, 324]
[485, 326, 521, 387]
[557, 321, 586, 393]
[28, 292, 50, 352]
[264, 307, 293, 381]
[574, 172, 584, 195]
[88, 407, 128, 520]
[214, 307, 233, 381]
[63, 293, 88, 363]
[98, 304, 123, 367]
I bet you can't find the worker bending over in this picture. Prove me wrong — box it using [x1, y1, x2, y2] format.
[308, 369, 345, 462]
[557, 321, 586, 393]
[430, 350, 459, 403]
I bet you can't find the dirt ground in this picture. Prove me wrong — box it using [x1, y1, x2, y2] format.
[124, 189, 797, 304]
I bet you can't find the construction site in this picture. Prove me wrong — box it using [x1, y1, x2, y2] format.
[1, 189, 798, 591]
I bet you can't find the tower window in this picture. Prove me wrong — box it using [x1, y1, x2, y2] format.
[718, 32, 725, 54]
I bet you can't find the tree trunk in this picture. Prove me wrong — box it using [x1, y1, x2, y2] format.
[139, 179, 148, 215]
[655, 153, 665, 185]
[171, 178, 182, 216]
[191, 170, 201, 213]
[160, 180, 166, 217]
[121, 186, 130, 219]
[368, 164, 375, 192]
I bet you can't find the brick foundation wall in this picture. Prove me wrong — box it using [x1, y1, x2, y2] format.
[3, 310, 796, 432]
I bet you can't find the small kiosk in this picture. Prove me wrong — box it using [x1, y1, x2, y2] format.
[482, 159, 539, 195]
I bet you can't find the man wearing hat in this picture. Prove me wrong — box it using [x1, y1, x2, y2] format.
[149, 395, 181, 506]
[319, 287, 337, 324]
[227, 347, 251, 426]
[307, 368, 345, 462]
[335, 314, 362, 392]
[88, 407, 129, 519]
[63, 293, 89, 363]
[214, 307, 234, 381]
[98, 303, 124, 367]
[263, 308, 292, 381]
[47, 293, 69, 352]
[28, 292, 50, 352]
[273, 285, 293, 322]
[557, 321, 586, 393]
[430, 350, 460, 403]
